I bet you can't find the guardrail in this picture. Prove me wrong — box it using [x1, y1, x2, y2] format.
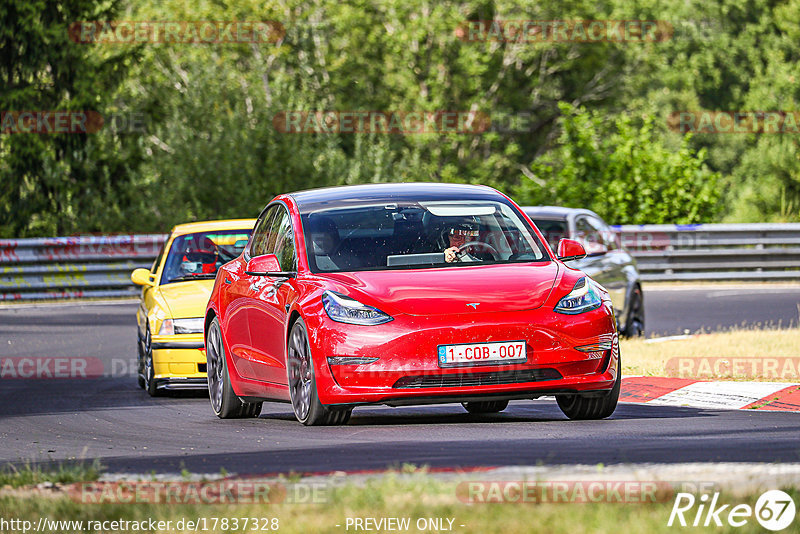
[614, 223, 800, 282]
[1, 224, 799, 300]
[0, 235, 167, 301]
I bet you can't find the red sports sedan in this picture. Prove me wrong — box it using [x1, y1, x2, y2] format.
[204, 183, 620, 425]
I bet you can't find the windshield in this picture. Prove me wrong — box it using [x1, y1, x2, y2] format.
[160, 230, 252, 284]
[301, 200, 547, 273]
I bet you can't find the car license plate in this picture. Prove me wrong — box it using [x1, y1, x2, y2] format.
[437, 340, 527, 367]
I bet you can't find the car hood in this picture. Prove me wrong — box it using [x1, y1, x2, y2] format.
[157, 279, 215, 319]
[321, 262, 560, 316]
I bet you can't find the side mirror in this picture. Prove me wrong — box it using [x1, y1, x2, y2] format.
[131, 268, 155, 287]
[246, 254, 295, 277]
[557, 239, 587, 262]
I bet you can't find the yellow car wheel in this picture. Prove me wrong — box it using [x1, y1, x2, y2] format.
[142, 326, 163, 397]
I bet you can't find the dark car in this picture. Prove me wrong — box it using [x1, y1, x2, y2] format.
[523, 206, 644, 337]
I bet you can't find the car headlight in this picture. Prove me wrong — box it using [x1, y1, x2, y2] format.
[158, 317, 205, 335]
[554, 277, 603, 315]
[322, 291, 393, 325]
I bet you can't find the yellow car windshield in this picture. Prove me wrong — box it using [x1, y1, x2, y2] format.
[160, 230, 252, 284]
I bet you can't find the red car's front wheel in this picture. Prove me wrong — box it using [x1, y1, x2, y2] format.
[556, 361, 620, 420]
[287, 318, 351, 426]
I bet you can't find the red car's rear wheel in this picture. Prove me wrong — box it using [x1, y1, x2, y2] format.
[206, 317, 261, 419]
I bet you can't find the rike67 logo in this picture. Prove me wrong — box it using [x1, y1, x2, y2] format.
[668, 490, 796, 531]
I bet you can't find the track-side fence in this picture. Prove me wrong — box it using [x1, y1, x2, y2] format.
[615, 223, 800, 282]
[0, 235, 166, 301]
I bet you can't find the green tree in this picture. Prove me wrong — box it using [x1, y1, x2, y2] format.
[0, 0, 140, 237]
[515, 103, 721, 224]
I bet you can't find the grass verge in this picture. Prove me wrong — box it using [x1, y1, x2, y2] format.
[621, 327, 800, 381]
[0, 460, 103, 488]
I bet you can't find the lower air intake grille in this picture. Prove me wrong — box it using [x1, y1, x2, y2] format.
[393, 368, 562, 389]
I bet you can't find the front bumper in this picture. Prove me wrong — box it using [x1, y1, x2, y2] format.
[307, 302, 619, 406]
[150, 334, 208, 388]
[154, 376, 208, 391]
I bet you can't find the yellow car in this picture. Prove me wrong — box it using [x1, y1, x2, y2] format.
[131, 219, 256, 396]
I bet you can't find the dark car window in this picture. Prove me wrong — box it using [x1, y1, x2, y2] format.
[272, 210, 297, 270]
[251, 205, 296, 270]
[250, 206, 280, 258]
[301, 200, 547, 273]
[530, 219, 567, 252]
[575, 216, 608, 255]
[160, 229, 253, 284]
[595, 218, 620, 251]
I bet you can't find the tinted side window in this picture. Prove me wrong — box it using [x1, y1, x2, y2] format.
[250, 207, 279, 257]
[272, 210, 296, 270]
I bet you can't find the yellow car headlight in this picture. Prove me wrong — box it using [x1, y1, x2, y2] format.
[158, 317, 204, 335]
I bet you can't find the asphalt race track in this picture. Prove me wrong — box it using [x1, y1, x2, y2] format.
[645, 284, 800, 336]
[1, 284, 800, 475]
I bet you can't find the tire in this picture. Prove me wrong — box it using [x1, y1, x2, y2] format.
[622, 285, 644, 338]
[142, 326, 162, 397]
[462, 400, 509, 414]
[136, 334, 145, 389]
[287, 318, 351, 426]
[557, 364, 621, 420]
[206, 317, 262, 419]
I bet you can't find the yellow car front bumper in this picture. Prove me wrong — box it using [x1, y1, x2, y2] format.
[151, 334, 207, 390]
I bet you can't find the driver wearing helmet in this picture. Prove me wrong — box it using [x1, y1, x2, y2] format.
[180, 237, 218, 275]
[444, 220, 481, 263]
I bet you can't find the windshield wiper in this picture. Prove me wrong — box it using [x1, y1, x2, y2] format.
[167, 274, 217, 283]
